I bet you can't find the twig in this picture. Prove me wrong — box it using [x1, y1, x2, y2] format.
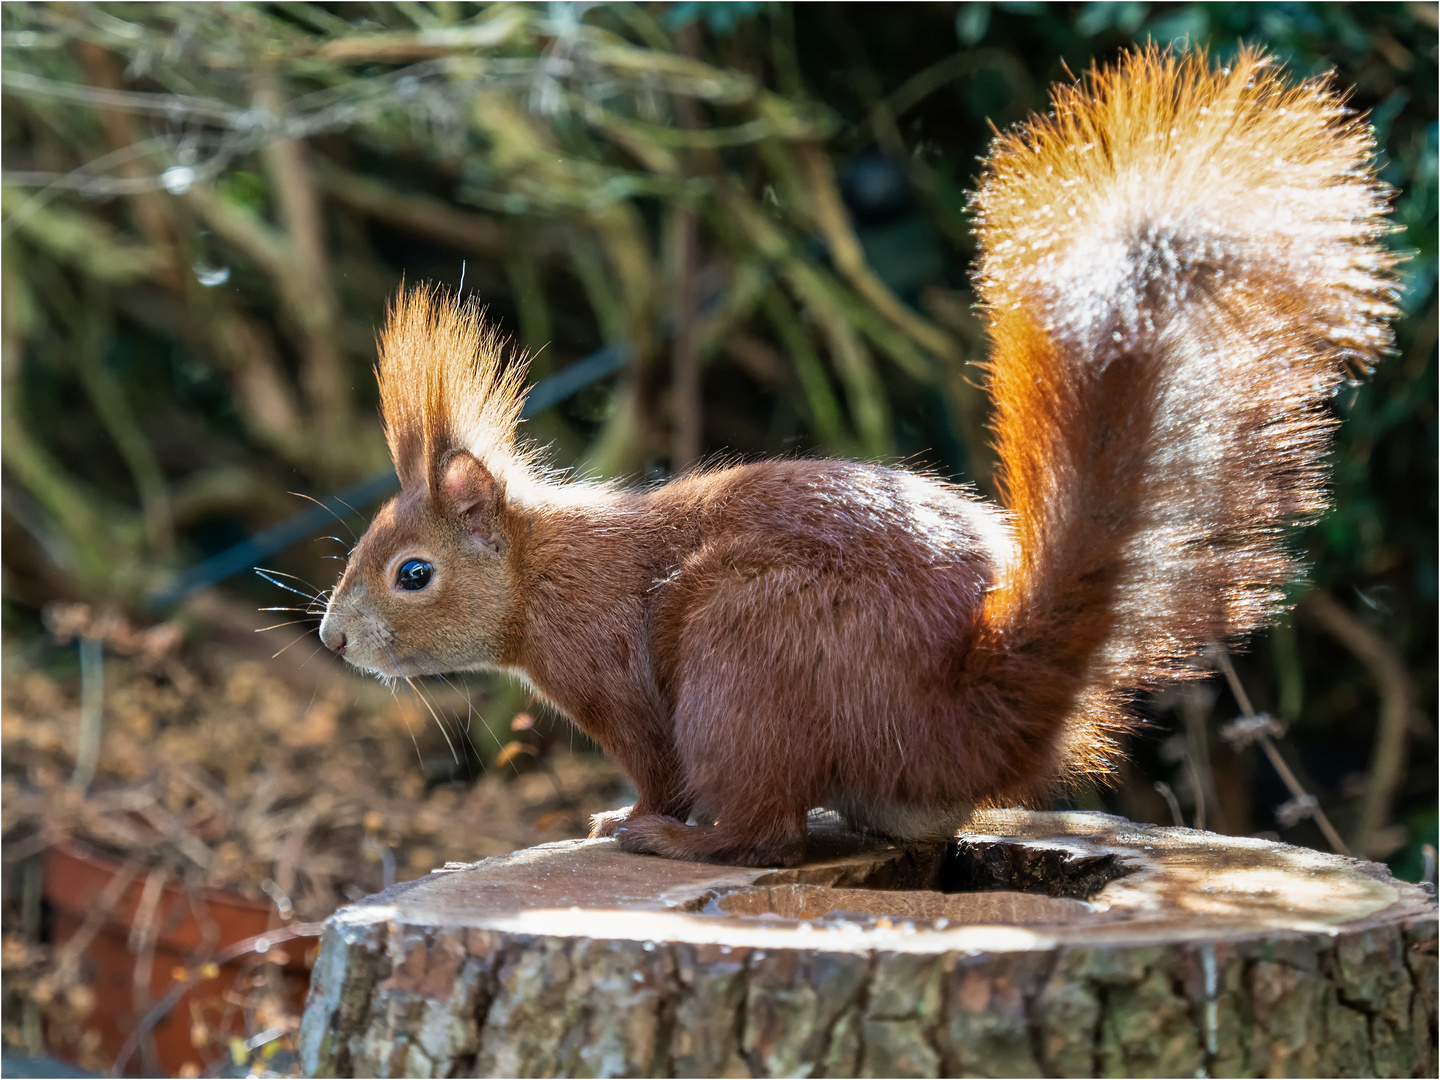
[796, 143, 959, 365]
[0, 68, 241, 124]
[132, 797, 215, 872]
[255, 76, 355, 465]
[70, 637, 104, 793]
[0, 370, 140, 592]
[183, 884, 221, 959]
[1183, 751, 1207, 833]
[1299, 590, 1416, 858]
[761, 291, 852, 453]
[21, 856, 44, 1055]
[320, 13, 528, 63]
[534, 754, 584, 821]
[72, 41, 182, 285]
[63, 284, 175, 554]
[110, 922, 326, 1076]
[1179, 683, 1219, 832]
[316, 162, 505, 255]
[667, 27, 703, 472]
[1211, 646, 1351, 856]
[126, 866, 168, 953]
[1154, 781, 1184, 828]
[50, 858, 142, 979]
[719, 185, 895, 453]
[272, 805, 320, 914]
[127, 867, 169, 1076]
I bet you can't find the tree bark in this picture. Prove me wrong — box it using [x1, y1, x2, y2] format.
[300, 810, 1437, 1078]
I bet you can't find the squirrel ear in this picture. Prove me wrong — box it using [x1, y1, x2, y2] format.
[438, 451, 502, 548]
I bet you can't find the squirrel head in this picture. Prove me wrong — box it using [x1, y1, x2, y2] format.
[319, 286, 530, 677]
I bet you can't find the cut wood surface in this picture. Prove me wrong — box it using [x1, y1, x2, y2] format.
[299, 810, 1437, 1078]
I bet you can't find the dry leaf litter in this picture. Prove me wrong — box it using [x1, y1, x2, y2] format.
[2, 599, 627, 1075]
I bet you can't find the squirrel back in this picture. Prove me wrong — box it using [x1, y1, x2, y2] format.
[319, 48, 1398, 865]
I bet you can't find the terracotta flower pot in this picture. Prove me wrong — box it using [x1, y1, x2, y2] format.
[43, 840, 312, 1077]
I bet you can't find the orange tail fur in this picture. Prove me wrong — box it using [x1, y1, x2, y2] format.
[965, 47, 1399, 792]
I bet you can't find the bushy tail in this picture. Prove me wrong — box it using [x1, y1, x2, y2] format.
[962, 48, 1398, 794]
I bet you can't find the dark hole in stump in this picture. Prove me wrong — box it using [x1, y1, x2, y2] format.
[704, 838, 1134, 926]
[936, 839, 1131, 900]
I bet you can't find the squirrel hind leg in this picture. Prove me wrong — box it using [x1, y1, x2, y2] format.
[589, 788, 695, 838]
[614, 813, 807, 867]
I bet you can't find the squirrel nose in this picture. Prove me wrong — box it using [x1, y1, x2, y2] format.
[320, 623, 347, 656]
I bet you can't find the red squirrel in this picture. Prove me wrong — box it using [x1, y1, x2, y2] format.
[318, 49, 1397, 867]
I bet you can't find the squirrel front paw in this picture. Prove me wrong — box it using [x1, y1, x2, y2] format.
[588, 805, 634, 838]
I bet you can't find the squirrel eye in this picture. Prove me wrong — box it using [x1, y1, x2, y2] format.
[396, 559, 433, 591]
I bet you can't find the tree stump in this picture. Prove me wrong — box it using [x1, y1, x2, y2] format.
[299, 810, 1437, 1078]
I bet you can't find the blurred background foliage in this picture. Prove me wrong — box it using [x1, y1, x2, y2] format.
[1, 2, 1435, 874]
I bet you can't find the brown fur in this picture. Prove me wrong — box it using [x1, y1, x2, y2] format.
[320, 48, 1398, 866]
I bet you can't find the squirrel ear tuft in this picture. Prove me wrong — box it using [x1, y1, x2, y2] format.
[437, 451, 502, 546]
[377, 286, 532, 495]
